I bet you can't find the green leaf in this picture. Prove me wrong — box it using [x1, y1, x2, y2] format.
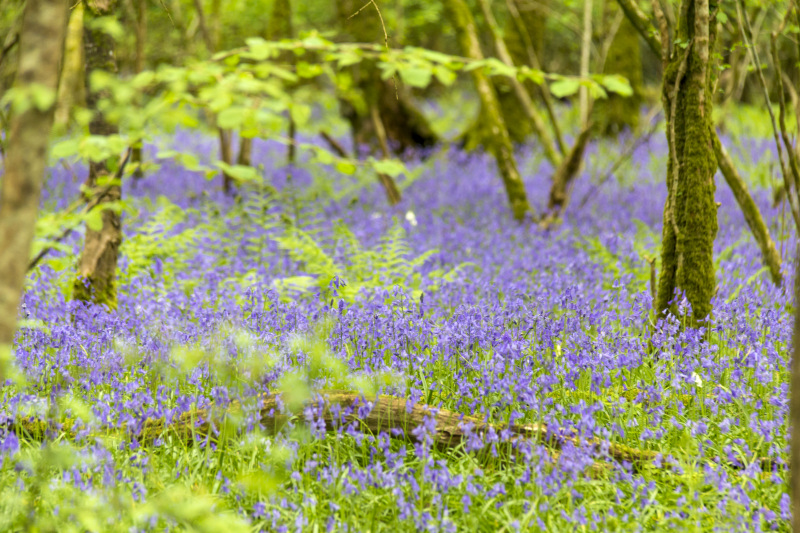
[30, 84, 56, 111]
[297, 61, 324, 78]
[51, 138, 81, 159]
[243, 37, 272, 60]
[518, 67, 545, 85]
[85, 209, 104, 232]
[372, 159, 406, 178]
[335, 161, 358, 175]
[599, 74, 633, 97]
[433, 66, 457, 86]
[217, 107, 247, 129]
[217, 162, 260, 182]
[399, 65, 433, 88]
[334, 50, 362, 68]
[549, 78, 581, 98]
[290, 104, 312, 127]
[587, 81, 608, 100]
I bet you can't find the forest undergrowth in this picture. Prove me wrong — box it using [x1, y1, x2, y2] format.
[0, 124, 793, 532]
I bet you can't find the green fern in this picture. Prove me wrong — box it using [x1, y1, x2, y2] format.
[271, 220, 455, 303]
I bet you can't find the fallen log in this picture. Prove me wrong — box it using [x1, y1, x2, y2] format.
[7, 390, 781, 475]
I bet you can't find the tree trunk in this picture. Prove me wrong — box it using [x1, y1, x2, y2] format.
[335, 0, 438, 156]
[472, 0, 561, 165]
[793, 242, 800, 533]
[615, 0, 781, 294]
[54, 1, 85, 135]
[0, 0, 69, 376]
[444, 0, 531, 221]
[543, 125, 593, 224]
[219, 128, 234, 194]
[73, 0, 123, 310]
[597, 1, 643, 136]
[656, 0, 719, 324]
[131, 0, 146, 180]
[713, 137, 782, 285]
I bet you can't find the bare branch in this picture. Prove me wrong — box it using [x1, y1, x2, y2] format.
[614, 0, 662, 57]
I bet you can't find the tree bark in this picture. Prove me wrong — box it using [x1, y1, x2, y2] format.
[0, 0, 69, 376]
[656, 0, 719, 324]
[444, 0, 532, 221]
[73, 0, 123, 310]
[131, 0, 146, 180]
[54, 1, 85, 134]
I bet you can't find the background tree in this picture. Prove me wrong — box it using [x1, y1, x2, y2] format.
[617, 0, 784, 316]
[73, 0, 123, 309]
[444, 0, 531, 220]
[596, 0, 643, 136]
[335, 0, 439, 157]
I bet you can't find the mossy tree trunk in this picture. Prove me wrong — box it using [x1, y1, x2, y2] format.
[73, 0, 123, 310]
[656, 0, 719, 324]
[444, 0, 531, 220]
[335, 0, 438, 157]
[0, 0, 69, 377]
[615, 0, 782, 291]
[597, 1, 643, 136]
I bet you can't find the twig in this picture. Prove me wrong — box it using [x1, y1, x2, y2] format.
[320, 131, 350, 159]
[348, 0, 397, 100]
[158, 0, 175, 27]
[0, 31, 18, 69]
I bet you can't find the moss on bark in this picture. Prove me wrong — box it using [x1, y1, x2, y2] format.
[656, 0, 719, 326]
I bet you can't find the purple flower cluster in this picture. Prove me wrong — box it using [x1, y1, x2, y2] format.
[1, 130, 792, 530]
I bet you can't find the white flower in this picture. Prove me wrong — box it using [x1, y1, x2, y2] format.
[405, 210, 418, 227]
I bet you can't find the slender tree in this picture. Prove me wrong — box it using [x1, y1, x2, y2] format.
[443, 0, 531, 220]
[131, 0, 146, 179]
[54, 1, 85, 134]
[73, 0, 123, 309]
[0, 0, 69, 378]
